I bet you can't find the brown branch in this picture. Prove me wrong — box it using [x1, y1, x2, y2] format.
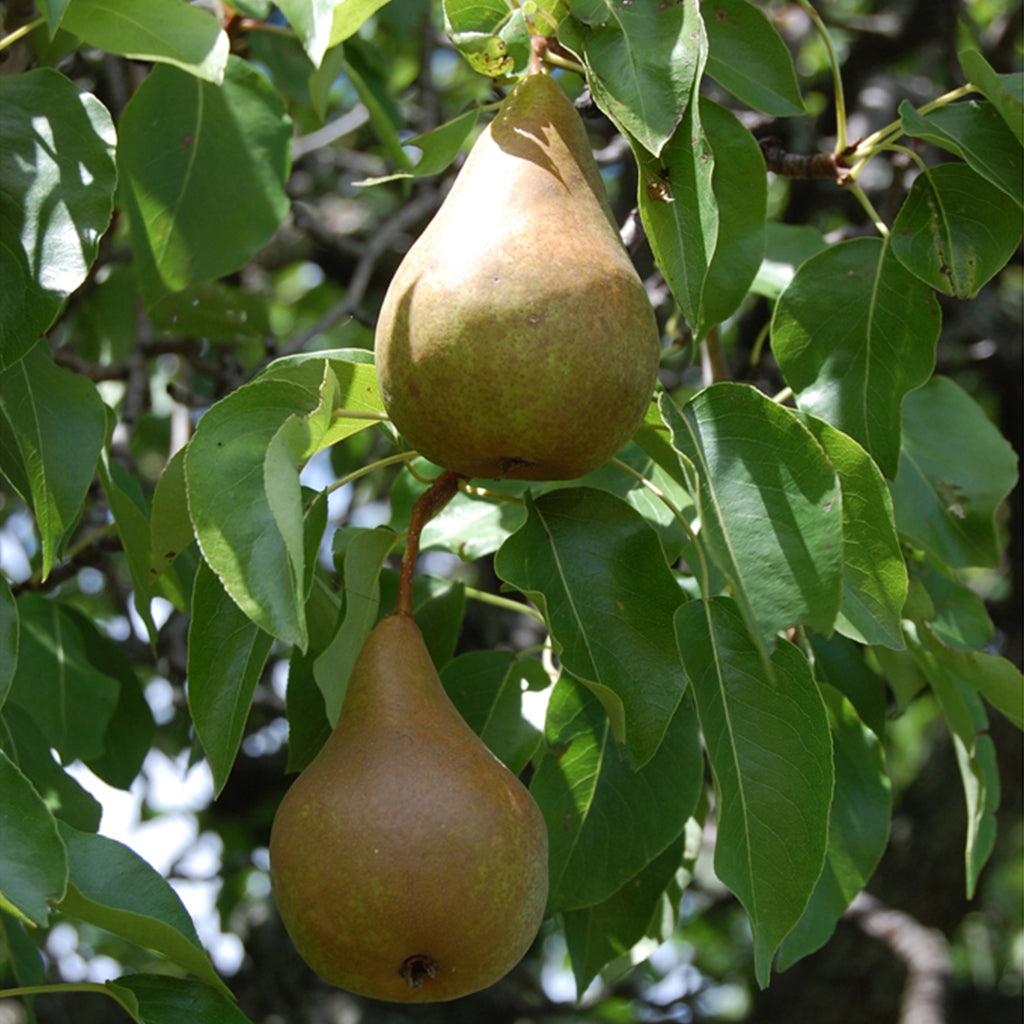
[759, 137, 852, 183]
[269, 188, 443, 363]
[396, 471, 462, 617]
[845, 892, 951, 1024]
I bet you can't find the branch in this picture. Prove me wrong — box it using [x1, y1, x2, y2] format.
[397, 471, 462, 616]
[271, 188, 444, 362]
[846, 892, 951, 1024]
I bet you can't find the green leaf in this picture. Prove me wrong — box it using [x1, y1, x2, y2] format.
[63, 607, 155, 790]
[637, 92, 766, 338]
[150, 448, 192, 577]
[699, 100, 767, 333]
[0, 704, 101, 833]
[913, 649, 998, 897]
[495, 488, 689, 767]
[800, 415, 907, 650]
[407, 576, 466, 669]
[0, 344, 108, 578]
[908, 557, 993, 651]
[42, 0, 72, 34]
[62, 0, 229, 82]
[149, 282, 272, 341]
[959, 49, 1023, 145]
[564, 829, 689, 995]
[891, 163, 1022, 299]
[777, 685, 891, 970]
[106, 974, 254, 1024]
[0, 69, 117, 368]
[0, 577, 17, 709]
[355, 108, 480, 186]
[338, 44, 412, 173]
[285, 645, 331, 774]
[440, 651, 542, 773]
[530, 677, 702, 912]
[329, 0, 394, 46]
[0, 912, 45, 990]
[675, 598, 833, 987]
[568, 0, 703, 156]
[704, 0, 804, 116]
[277, 0, 337, 66]
[900, 100, 1023, 207]
[0, 749, 67, 927]
[187, 562, 274, 795]
[444, 0, 564, 77]
[314, 526, 397, 723]
[771, 236, 941, 478]
[926, 637, 1022, 732]
[660, 385, 843, 647]
[8, 596, 119, 763]
[750, 223, 827, 300]
[118, 57, 291, 303]
[56, 822, 228, 994]
[185, 373, 327, 647]
[810, 634, 888, 740]
[98, 455, 157, 644]
[891, 376, 1018, 568]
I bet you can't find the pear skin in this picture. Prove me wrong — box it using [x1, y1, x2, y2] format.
[375, 72, 659, 481]
[269, 614, 549, 1002]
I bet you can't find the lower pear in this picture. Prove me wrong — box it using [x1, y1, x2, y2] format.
[269, 614, 549, 1002]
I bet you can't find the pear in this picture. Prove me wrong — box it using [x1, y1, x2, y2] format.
[375, 71, 660, 481]
[269, 614, 549, 1002]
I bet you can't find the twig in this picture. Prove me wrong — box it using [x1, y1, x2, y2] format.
[701, 327, 728, 385]
[271, 189, 443, 361]
[0, 14, 42, 52]
[846, 892, 950, 1024]
[463, 586, 544, 623]
[397, 471, 462, 616]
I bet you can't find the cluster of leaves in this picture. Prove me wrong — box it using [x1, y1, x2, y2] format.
[0, 0, 1022, 1020]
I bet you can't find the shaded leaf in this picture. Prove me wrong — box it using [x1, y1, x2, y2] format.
[0, 70, 116, 367]
[891, 376, 1018, 568]
[810, 634, 888, 740]
[530, 677, 702, 912]
[772, 236, 941, 478]
[0, 578, 17, 709]
[495, 488, 689, 767]
[149, 448, 192, 577]
[0, 344, 107, 578]
[57, 822, 228, 993]
[118, 57, 291, 303]
[900, 99, 1022, 207]
[0, 704, 101, 833]
[660, 385, 843, 647]
[891, 163, 1022, 299]
[800, 415, 907, 650]
[8, 595, 119, 763]
[704, 0, 804, 116]
[62, 0, 229, 82]
[314, 526, 397, 723]
[440, 651, 542, 773]
[187, 562, 274, 795]
[959, 49, 1023, 145]
[356, 108, 480, 186]
[106, 974, 254, 1024]
[565, 0, 702, 156]
[777, 685, 891, 969]
[675, 598, 833, 986]
[99, 455, 157, 644]
[0, 749, 67, 926]
[564, 829, 689, 995]
[909, 557, 993, 651]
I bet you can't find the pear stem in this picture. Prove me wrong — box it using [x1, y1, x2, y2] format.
[529, 35, 547, 76]
[397, 470, 463, 616]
